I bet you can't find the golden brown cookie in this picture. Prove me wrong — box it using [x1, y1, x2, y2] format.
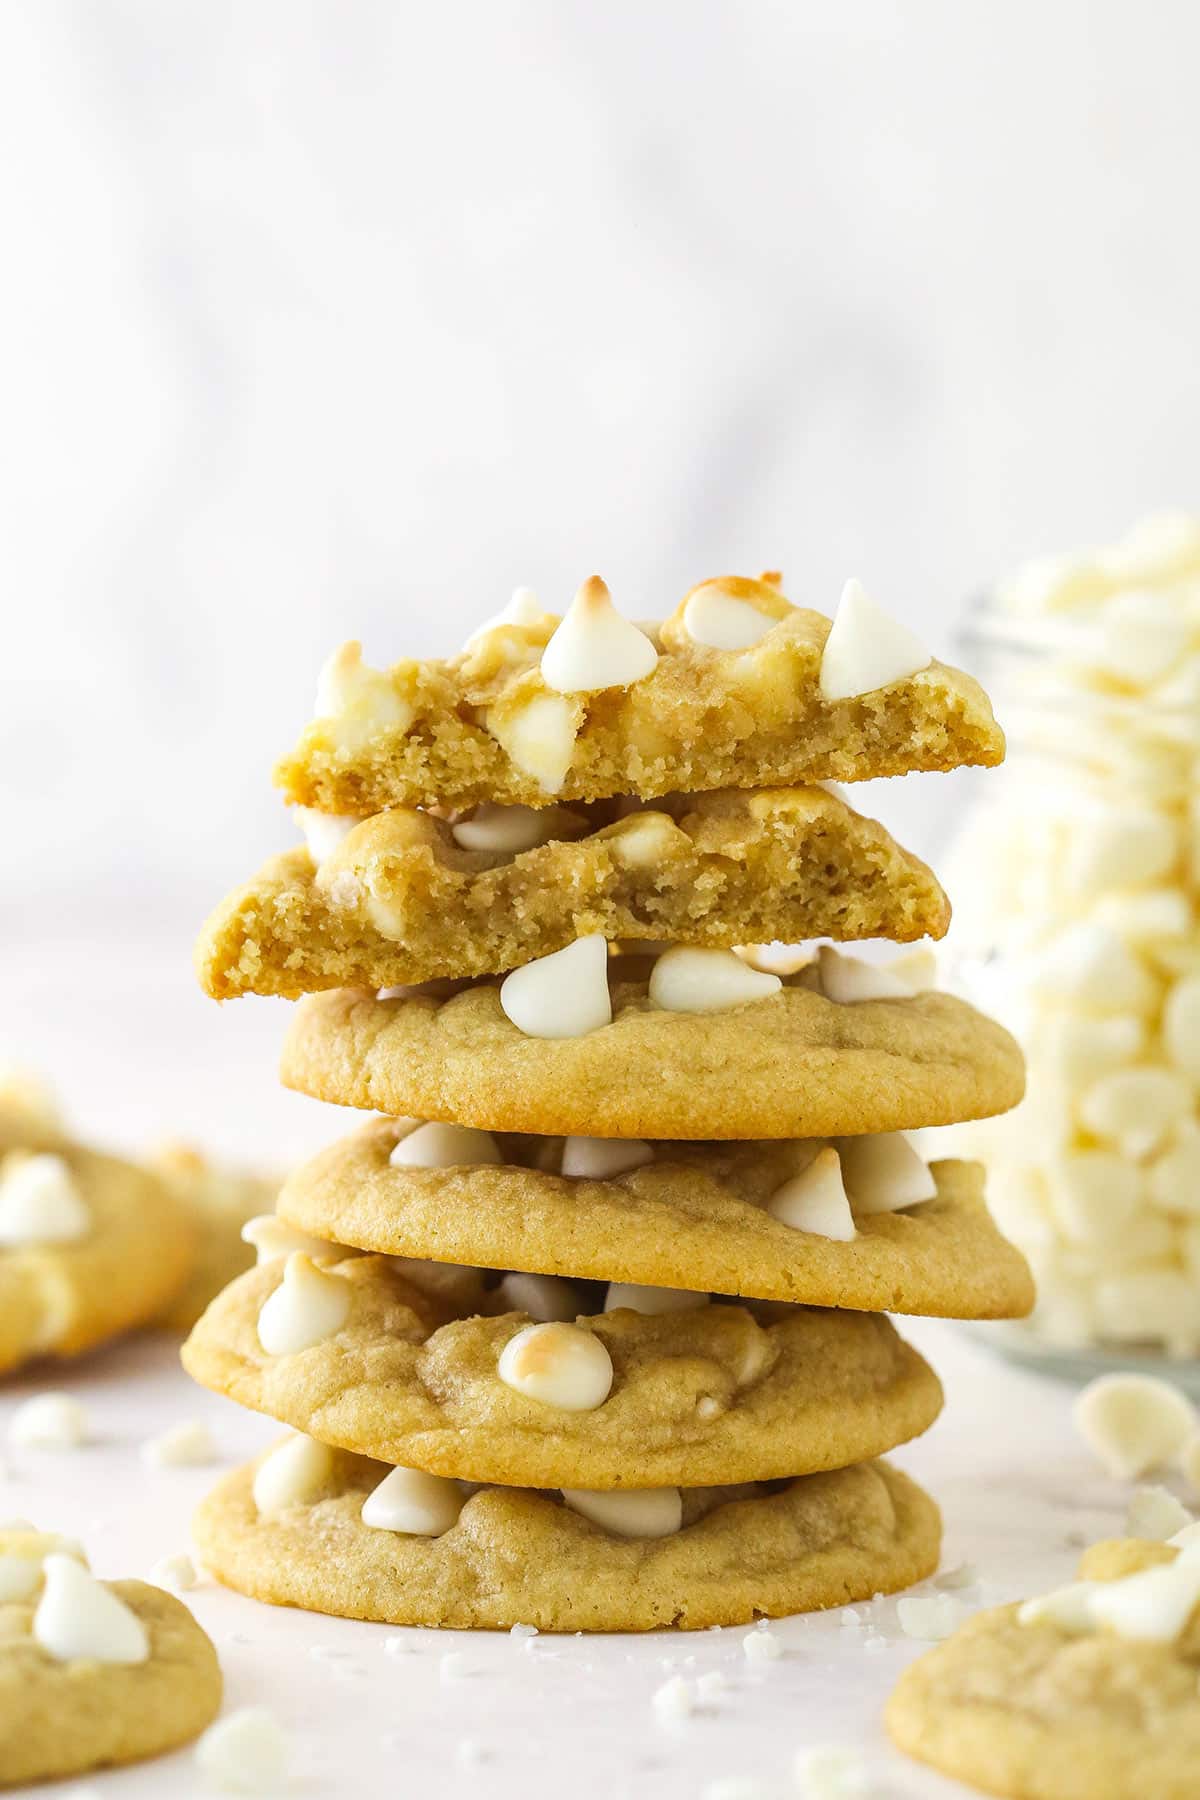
[149, 1142, 281, 1332]
[0, 1569, 221, 1786]
[281, 980, 1025, 1139]
[182, 1254, 942, 1487]
[886, 1538, 1200, 1800]
[274, 574, 1004, 814]
[0, 1144, 194, 1377]
[196, 787, 950, 999]
[196, 1445, 940, 1632]
[0, 1070, 63, 1155]
[279, 1121, 1034, 1319]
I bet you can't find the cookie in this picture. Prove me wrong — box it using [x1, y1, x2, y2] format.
[149, 1142, 281, 1332]
[278, 1122, 1034, 1319]
[0, 1542, 221, 1786]
[280, 980, 1025, 1139]
[196, 1444, 940, 1633]
[197, 787, 949, 999]
[0, 1143, 194, 1376]
[886, 1538, 1200, 1800]
[0, 1069, 63, 1155]
[274, 574, 1004, 814]
[182, 1254, 943, 1487]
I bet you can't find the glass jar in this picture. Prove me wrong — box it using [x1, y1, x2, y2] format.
[938, 514, 1200, 1388]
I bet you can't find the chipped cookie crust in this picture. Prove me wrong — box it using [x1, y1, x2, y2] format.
[196, 1447, 941, 1633]
[274, 576, 1004, 814]
[182, 1255, 943, 1489]
[280, 1123, 1033, 1319]
[280, 981, 1025, 1140]
[197, 786, 950, 999]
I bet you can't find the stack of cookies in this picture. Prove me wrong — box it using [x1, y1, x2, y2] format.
[185, 572, 1033, 1632]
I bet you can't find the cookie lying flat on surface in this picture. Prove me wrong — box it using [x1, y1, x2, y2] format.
[274, 574, 1004, 814]
[0, 1143, 193, 1376]
[197, 786, 950, 999]
[280, 1121, 1034, 1319]
[0, 1070, 64, 1155]
[149, 1142, 281, 1332]
[886, 1537, 1200, 1800]
[182, 1254, 942, 1488]
[281, 981, 1025, 1139]
[0, 1530, 221, 1786]
[196, 1444, 940, 1633]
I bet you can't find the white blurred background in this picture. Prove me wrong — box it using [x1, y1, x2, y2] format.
[2, 0, 1197, 1158]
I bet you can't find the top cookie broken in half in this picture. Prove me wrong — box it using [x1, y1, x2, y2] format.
[196, 786, 950, 999]
[274, 575, 1004, 813]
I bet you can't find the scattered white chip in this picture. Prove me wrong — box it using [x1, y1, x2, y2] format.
[1126, 1486, 1194, 1541]
[896, 1593, 967, 1640]
[497, 1321, 613, 1410]
[256, 1252, 351, 1356]
[509, 1622, 538, 1641]
[194, 1706, 289, 1793]
[389, 1121, 502, 1169]
[742, 1624, 782, 1662]
[696, 1669, 727, 1699]
[1074, 1373, 1196, 1479]
[540, 577, 658, 694]
[456, 1739, 487, 1768]
[934, 1562, 979, 1591]
[149, 1552, 197, 1592]
[439, 1651, 469, 1683]
[649, 945, 781, 1014]
[500, 935, 612, 1039]
[817, 578, 931, 702]
[382, 1634, 415, 1657]
[766, 1147, 855, 1241]
[651, 1675, 694, 1721]
[141, 1420, 217, 1468]
[817, 945, 911, 1004]
[794, 1744, 872, 1798]
[34, 1555, 148, 1664]
[9, 1393, 88, 1451]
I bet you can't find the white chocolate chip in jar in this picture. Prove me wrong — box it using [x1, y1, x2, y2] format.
[256, 1253, 351, 1356]
[360, 1466, 465, 1537]
[767, 1146, 855, 1240]
[293, 807, 360, 868]
[389, 1122, 503, 1169]
[486, 690, 580, 793]
[1164, 975, 1200, 1079]
[682, 582, 776, 650]
[604, 1282, 709, 1315]
[648, 945, 782, 1013]
[561, 1486, 683, 1539]
[560, 1137, 655, 1179]
[497, 1321, 614, 1410]
[33, 1554, 149, 1665]
[1077, 1066, 1192, 1158]
[497, 1271, 584, 1323]
[252, 1434, 335, 1516]
[836, 1133, 937, 1214]
[241, 1215, 335, 1265]
[0, 1153, 90, 1247]
[500, 935, 612, 1038]
[540, 576, 658, 695]
[1074, 1373, 1196, 1479]
[313, 641, 413, 749]
[817, 945, 913, 1004]
[818, 578, 931, 702]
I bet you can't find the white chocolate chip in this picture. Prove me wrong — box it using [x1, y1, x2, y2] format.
[1126, 1486, 1194, 1540]
[1163, 975, 1200, 1079]
[141, 1420, 217, 1468]
[767, 1147, 855, 1241]
[149, 1552, 198, 1592]
[1036, 923, 1158, 1015]
[742, 1624, 783, 1661]
[314, 642, 412, 746]
[451, 803, 564, 853]
[389, 1122, 503, 1169]
[648, 946, 782, 1014]
[559, 1137, 655, 1179]
[497, 1271, 584, 1323]
[9, 1393, 88, 1451]
[560, 1486, 682, 1539]
[1065, 808, 1179, 895]
[817, 945, 912, 1004]
[604, 1282, 710, 1315]
[835, 1132, 937, 1215]
[0, 1154, 90, 1247]
[651, 1675, 694, 1721]
[896, 1593, 967, 1640]
[34, 1554, 148, 1664]
[252, 1434, 335, 1516]
[257, 1253, 351, 1356]
[1018, 1581, 1103, 1633]
[361, 1466, 465, 1537]
[294, 807, 359, 867]
[1088, 1549, 1200, 1642]
[488, 692, 578, 792]
[1074, 1373, 1197, 1479]
[794, 1745, 872, 1799]
[194, 1708, 289, 1794]
[817, 578, 931, 702]
[0, 1533, 86, 1603]
[497, 1321, 613, 1411]
[241, 1215, 333, 1265]
[1078, 1067, 1192, 1158]
[682, 585, 775, 650]
[499, 935, 611, 1039]
[883, 945, 938, 992]
[1182, 1434, 1200, 1495]
[464, 586, 545, 649]
[540, 577, 658, 695]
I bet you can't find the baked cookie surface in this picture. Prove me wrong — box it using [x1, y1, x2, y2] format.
[149, 1142, 280, 1332]
[0, 1143, 194, 1376]
[281, 981, 1025, 1139]
[197, 787, 950, 999]
[886, 1539, 1200, 1800]
[280, 1123, 1034, 1319]
[274, 575, 1004, 814]
[196, 1446, 941, 1632]
[182, 1255, 943, 1488]
[0, 1576, 221, 1786]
